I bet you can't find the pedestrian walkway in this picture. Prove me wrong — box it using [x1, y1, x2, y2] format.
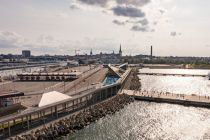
[121, 89, 210, 108]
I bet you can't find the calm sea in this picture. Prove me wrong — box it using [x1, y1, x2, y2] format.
[66, 69, 210, 140]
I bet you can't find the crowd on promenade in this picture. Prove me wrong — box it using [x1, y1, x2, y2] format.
[133, 90, 210, 101]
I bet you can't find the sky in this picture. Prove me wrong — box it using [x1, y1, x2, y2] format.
[0, 0, 210, 57]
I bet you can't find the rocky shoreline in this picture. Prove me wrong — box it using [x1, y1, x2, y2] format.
[13, 94, 134, 140]
[130, 68, 141, 91]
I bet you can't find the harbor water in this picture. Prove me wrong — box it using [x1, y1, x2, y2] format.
[68, 69, 210, 140]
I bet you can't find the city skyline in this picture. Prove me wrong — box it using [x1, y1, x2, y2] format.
[1, 0, 210, 57]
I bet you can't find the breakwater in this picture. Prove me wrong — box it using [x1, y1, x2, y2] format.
[122, 68, 141, 91]
[13, 94, 134, 140]
[123, 90, 210, 109]
[130, 68, 141, 91]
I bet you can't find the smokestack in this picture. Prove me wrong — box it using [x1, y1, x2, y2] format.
[150, 45, 153, 60]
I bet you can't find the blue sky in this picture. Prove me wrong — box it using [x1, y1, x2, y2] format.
[0, 0, 210, 56]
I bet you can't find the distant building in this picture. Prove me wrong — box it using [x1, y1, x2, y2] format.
[73, 45, 123, 64]
[67, 60, 79, 67]
[22, 50, 31, 58]
[90, 49, 93, 56]
[0, 92, 24, 107]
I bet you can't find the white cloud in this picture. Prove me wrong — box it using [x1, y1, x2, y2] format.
[116, 0, 151, 7]
[56, 12, 71, 18]
[0, 31, 27, 48]
[1, 0, 210, 56]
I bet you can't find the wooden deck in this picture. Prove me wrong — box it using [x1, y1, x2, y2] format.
[122, 90, 210, 108]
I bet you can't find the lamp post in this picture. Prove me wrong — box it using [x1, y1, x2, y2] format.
[63, 80, 66, 93]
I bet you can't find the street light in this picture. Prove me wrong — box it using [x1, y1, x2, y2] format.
[63, 80, 66, 93]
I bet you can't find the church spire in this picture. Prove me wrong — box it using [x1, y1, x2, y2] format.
[119, 44, 122, 56]
[90, 48, 93, 55]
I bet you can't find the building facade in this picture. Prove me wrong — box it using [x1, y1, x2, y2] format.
[22, 50, 31, 58]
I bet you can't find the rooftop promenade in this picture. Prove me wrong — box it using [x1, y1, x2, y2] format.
[0, 67, 131, 139]
[122, 90, 210, 108]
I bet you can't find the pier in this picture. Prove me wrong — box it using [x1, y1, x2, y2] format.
[138, 72, 207, 77]
[123, 90, 210, 108]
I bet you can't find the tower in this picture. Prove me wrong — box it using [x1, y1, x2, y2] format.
[150, 45, 153, 60]
[90, 48, 93, 55]
[22, 50, 31, 58]
[119, 44, 122, 57]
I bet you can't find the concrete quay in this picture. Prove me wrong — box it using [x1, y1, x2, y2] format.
[122, 90, 210, 108]
[138, 72, 207, 77]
